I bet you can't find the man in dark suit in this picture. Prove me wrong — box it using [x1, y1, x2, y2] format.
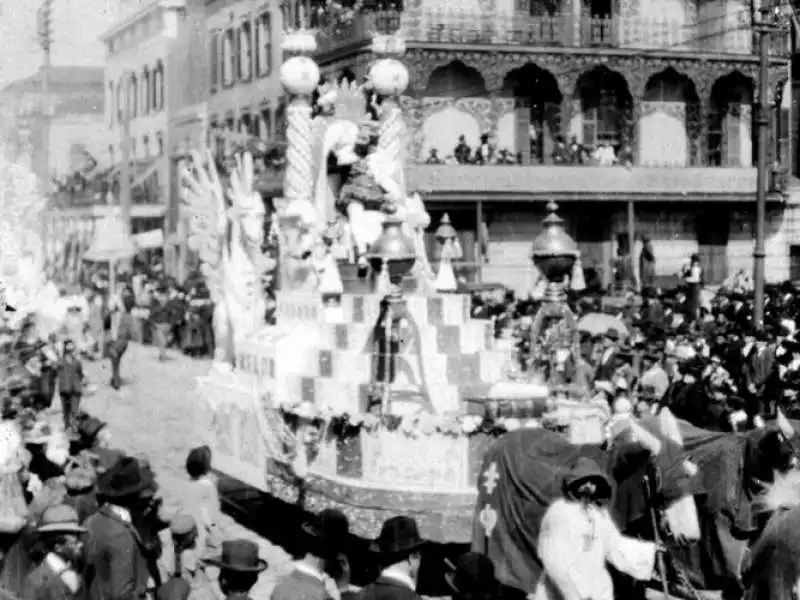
[271, 509, 350, 600]
[57, 341, 84, 434]
[83, 456, 154, 600]
[22, 504, 87, 600]
[203, 540, 266, 599]
[360, 516, 425, 600]
[594, 329, 620, 383]
[107, 306, 134, 390]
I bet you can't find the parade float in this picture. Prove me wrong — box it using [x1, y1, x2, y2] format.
[189, 27, 610, 542]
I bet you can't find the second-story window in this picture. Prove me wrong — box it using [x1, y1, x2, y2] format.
[117, 80, 124, 123]
[154, 62, 165, 111]
[142, 67, 150, 116]
[129, 75, 138, 119]
[210, 29, 220, 93]
[238, 20, 252, 82]
[108, 145, 115, 165]
[143, 135, 150, 158]
[107, 82, 115, 128]
[222, 28, 235, 87]
[255, 12, 272, 78]
[156, 132, 164, 156]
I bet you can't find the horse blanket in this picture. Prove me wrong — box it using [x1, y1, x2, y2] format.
[471, 422, 690, 593]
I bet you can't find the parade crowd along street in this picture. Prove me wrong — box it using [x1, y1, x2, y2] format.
[9, 262, 800, 599]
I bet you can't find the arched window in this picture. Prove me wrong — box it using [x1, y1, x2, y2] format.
[142, 67, 150, 115]
[210, 30, 219, 93]
[238, 20, 252, 81]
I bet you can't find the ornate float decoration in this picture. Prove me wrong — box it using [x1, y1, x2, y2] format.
[191, 24, 611, 543]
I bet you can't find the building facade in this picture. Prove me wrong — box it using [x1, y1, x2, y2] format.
[0, 67, 107, 188]
[313, 1, 795, 291]
[205, 0, 286, 154]
[100, 0, 190, 236]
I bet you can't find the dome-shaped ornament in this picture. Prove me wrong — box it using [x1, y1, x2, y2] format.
[531, 201, 578, 283]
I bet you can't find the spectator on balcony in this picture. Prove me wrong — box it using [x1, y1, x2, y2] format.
[594, 143, 616, 167]
[474, 133, 494, 165]
[497, 149, 517, 165]
[425, 149, 443, 165]
[618, 143, 634, 169]
[568, 136, 583, 164]
[552, 137, 570, 165]
[454, 135, 471, 164]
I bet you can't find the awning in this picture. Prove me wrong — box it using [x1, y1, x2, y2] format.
[407, 165, 781, 202]
[83, 211, 138, 262]
[134, 229, 164, 249]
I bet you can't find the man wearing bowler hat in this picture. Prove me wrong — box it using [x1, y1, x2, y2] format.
[83, 456, 155, 600]
[22, 504, 87, 600]
[271, 508, 350, 600]
[204, 539, 266, 599]
[360, 516, 426, 600]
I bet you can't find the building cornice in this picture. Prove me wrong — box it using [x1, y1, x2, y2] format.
[100, 0, 186, 42]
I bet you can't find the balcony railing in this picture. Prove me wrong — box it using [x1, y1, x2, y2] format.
[314, 9, 791, 57]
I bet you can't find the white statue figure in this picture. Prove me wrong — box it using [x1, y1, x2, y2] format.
[181, 150, 267, 364]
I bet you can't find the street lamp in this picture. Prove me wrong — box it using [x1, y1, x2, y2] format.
[752, 0, 792, 329]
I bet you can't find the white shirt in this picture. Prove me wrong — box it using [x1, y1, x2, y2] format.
[107, 504, 132, 523]
[46, 552, 81, 593]
[380, 566, 416, 591]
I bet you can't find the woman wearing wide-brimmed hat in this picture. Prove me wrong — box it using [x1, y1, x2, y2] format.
[360, 516, 427, 600]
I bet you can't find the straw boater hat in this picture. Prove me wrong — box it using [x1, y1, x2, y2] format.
[36, 504, 87, 535]
[24, 421, 55, 446]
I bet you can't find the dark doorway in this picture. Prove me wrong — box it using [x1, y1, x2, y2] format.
[696, 211, 730, 285]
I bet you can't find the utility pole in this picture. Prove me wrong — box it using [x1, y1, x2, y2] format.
[120, 72, 132, 235]
[36, 0, 53, 194]
[752, 2, 791, 329]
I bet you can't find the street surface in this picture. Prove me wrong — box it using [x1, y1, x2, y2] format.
[74, 343, 709, 600]
[79, 343, 293, 598]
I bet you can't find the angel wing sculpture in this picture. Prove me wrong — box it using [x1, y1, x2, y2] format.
[181, 150, 268, 364]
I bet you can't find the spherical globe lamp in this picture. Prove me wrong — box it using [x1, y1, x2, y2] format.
[369, 58, 409, 97]
[280, 56, 320, 96]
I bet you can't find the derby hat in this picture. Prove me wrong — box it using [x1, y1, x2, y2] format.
[78, 417, 107, 441]
[444, 553, 498, 599]
[96, 455, 154, 499]
[37, 504, 87, 535]
[203, 539, 267, 572]
[369, 516, 426, 555]
[301, 508, 350, 545]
